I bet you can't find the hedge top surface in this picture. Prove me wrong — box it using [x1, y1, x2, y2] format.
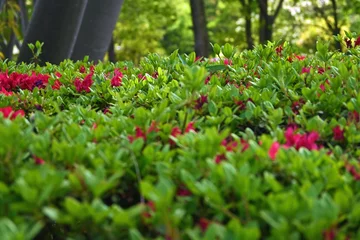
[1, 39, 360, 239]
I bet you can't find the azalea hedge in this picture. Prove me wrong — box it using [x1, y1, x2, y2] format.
[1, 35, 360, 240]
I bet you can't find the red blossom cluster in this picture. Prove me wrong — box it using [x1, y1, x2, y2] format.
[269, 126, 321, 160]
[74, 72, 94, 93]
[215, 138, 249, 164]
[345, 36, 360, 48]
[169, 122, 196, 146]
[110, 68, 123, 87]
[345, 163, 360, 181]
[0, 71, 50, 91]
[128, 121, 159, 143]
[195, 95, 208, 110]
[0, 106, 25, 120]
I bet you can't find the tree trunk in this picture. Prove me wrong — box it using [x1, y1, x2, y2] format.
[107, 36, 116, 62]
[71, 0, 124, 62]
[18, 0, 28, 34]
[189, 0, 209, 57]
[17, 0, 88, 64]
[331, 0, 341, 50]
[258, 0, 268, 44]
[241, 0, 254, 49]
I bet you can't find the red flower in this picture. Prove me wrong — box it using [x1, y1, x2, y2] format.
[74, 72, 94, 93]
[169, 127, 182, 146]
[0, 106, 24, 120]
[111, 69, 123, 87]
[345, 38, 352, 48]
[240, 139, 250, 152]
[223, 58, 232, 65]
[0, 87, 12, 96]
[128, 126, 146, 143]
[301, 67, 311, 74]
[323, 227, 336, 240]
[235, 100, 246, 110]
[346, 163, 360, 181]
[55, 72, 62, 78]
[79, 65, 86, 73]
[318, 67, 325, 74]
[205, 75, 211, 84]
[295, 55, 306, 61]
[269, 141, 280, 160]
[198, 218, 211, 232]
[147, 121, 159, 133]
[355, 36, 360, 47]
[349, 110, 360, 123]
[185, 122, 195, 133]
[52, 80, 62, 90]
[195, 95, 208, 110]
[275, 45, 283, 56]
[138, 74, 146, 81]
[34, 156, 45, 165]
[215, 154, 226, 164]
[284, 126, 320, 151]
[333, 125, 344, 141]
[291, 99, 305, 114]
[176, 185, 192, 197]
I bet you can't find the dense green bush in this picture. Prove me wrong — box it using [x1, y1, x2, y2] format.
[1, 36, 360, 239]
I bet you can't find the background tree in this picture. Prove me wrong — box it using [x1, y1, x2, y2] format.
[17, 0, 88, 64]
[239, 0, 255, 49]
[189, 0, 210, 57]
[258, 0, 284, 44]
[71, 0, 124, 62]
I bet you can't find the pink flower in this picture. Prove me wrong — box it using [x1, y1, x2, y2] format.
[333, 125, 344, 141]
[269, 142, 280, 160]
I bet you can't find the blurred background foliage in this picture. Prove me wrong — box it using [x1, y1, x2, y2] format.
[1, 0, 360, 63]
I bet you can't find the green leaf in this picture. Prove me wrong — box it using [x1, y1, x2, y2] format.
[223, 43, 233, 58]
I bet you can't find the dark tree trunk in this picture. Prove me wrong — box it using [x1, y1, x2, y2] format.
[17, 0, 88, 64]
[258, 0, 283, 44]
[190, 0, 209, 57]
[71, 0, 124, 62]
[107, 36, 116, 62]
[18, 0, 28, 34]
[240, 0, 254, 49]
[331, 0, 341, 50]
